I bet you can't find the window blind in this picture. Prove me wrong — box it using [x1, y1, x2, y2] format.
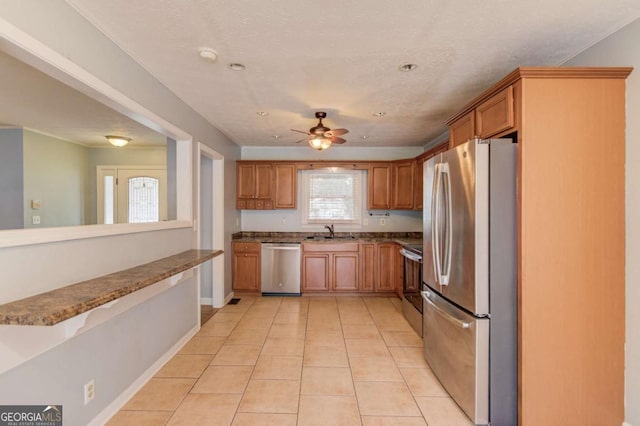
[301, 169, 363, 224]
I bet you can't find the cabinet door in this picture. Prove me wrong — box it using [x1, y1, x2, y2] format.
[394, 244, 404, 298]
[360, 243, 376, 291]
[376, 243, 396, 292]
[368, 164, 391, 209]
[333, 253, 359, 291]
[232, 252, 260, 291]
[274, 164, 297, 209]
[449, 110, 475, 148]
[414, 157, 425, 210]
[237, 164, 256, 199]
[255, 164, 273, 199]
[302, 254, 330, 291]
[392, 160, 415, 209]
[476, 85, 514, 138]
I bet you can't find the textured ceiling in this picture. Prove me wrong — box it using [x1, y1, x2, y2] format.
[63, 1, 640, 148]
[0, 50, 166, 147]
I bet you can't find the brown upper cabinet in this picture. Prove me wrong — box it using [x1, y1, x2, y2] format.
[448, 84, 516, 148]
[391, 159, 415, 209]
[414, 142, 448, 210]
[368, 163, 392, 209]
[236, 163, 274, 209]
[273, 164, 297, 209]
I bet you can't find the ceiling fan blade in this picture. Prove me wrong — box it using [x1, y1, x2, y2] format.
[295, 138, 309, 143]
[324, 128, 349, 137]
[291, 128, 311, 135]
[330, 136, 347, 144]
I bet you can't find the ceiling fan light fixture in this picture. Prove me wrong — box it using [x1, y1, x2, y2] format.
[309, 136, 332, 151]
[105, 135, 130, 147]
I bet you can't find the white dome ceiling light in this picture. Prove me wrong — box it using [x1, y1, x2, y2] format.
[198, 47, 218, 62]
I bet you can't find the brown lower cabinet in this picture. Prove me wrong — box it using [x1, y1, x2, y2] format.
[231, 241, 261, 292]
[301, 242, 359, 292]
[358, 242, 402, 293]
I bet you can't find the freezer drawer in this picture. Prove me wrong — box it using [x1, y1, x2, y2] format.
[422, 288, 489, 425]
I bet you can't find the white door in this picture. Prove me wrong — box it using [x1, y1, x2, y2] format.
[97, 166, 167, 224]
[117, 168, 167, 223]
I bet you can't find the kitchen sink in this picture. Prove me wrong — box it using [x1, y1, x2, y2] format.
[304, 235, 357, 240]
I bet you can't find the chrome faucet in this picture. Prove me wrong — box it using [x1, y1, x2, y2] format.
[324, 224, 335, 239]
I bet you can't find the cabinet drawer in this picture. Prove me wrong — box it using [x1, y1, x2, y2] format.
[233, 241, 261, 253]
[302, 242, 359, 252]
[475, 85, 514, 138]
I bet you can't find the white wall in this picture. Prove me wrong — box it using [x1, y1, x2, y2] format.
[0, 1, 239, 422]
[240, 146, 425, 233]
[563, 18, 640, 426]
[23, 129, 89, 228]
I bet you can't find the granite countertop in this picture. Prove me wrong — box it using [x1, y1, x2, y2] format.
[232, 232, 422, 247]
[0, 249, 222, 326]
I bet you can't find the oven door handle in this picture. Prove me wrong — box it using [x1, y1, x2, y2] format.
[400, 248, 422, 263]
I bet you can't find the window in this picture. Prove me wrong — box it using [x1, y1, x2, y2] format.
[301, 169, 363, 224]
[128, 176, 160, 223]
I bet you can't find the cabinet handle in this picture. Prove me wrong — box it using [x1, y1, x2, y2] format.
[244, 254, 248, 257]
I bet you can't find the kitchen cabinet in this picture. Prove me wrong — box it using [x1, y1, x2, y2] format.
[414, 142, 448, 210]
[274, 164, 297, 209]
[475, 85, 515, 138]
[359, 243, 376, 291]
[368, 163, 391, 209]
[444, 67, 631, 424]
[376, 243, 396, 292]
[391, 160, 415, 209]
[448, 85, 516, 148]
[449, 110, 475, 148]
[232, 241, 261, 292]
[302, 242, 359, 292]
[236, 162, 273, 209]
[394, 243, 404, 298]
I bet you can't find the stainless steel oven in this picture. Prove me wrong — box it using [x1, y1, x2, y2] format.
[400, 245, 423, 336]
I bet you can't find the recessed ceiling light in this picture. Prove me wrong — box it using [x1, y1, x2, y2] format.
[399, 63, 418, 72]
[256, 111, 269, 116]
[361, 135, 368, 140]
[198, 47, 218, 62]
[272, 135, 280, 139]
[228, 63, 246, 71]
[372, 112, 386, 117]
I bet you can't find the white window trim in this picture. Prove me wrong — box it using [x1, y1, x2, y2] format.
[300, 169, 364, 225]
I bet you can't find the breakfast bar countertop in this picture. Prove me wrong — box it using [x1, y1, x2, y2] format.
[0, 249, 222, 326]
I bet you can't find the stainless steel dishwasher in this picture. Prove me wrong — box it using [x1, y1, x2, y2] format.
[261, 243, 301, 296]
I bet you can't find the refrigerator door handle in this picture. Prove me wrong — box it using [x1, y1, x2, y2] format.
[439, 163, 453, 286]
[431, 163, 442, 285]
[422, 290, 471, 329]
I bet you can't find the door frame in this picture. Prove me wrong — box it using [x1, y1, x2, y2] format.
[196, 143, 225, 308]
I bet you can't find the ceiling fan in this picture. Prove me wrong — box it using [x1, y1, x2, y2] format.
[291, 111, 349, 151]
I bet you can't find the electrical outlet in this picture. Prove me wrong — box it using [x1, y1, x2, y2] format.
[379, 218, 386, 226]
[32, 215, 40, 225]
[84, 379, 95, 405]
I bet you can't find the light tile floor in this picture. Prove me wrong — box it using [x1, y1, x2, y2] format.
[108, 296, 472, 425]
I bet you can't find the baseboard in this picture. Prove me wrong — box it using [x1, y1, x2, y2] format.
[88, 324, 199, 425]
[199, 297, 213, 305]
[224, 291, 235, 305]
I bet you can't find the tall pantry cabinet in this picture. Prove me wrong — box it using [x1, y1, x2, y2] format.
[446, 67, 631, 425]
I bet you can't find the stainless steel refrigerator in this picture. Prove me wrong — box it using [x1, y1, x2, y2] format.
[422, 137, 517, 425]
